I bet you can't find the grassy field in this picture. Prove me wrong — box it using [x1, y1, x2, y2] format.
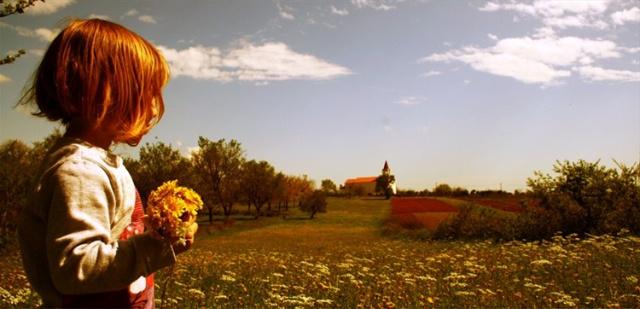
[1, 197, 639, 308]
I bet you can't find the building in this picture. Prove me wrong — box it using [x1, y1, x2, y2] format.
[343, 161, 396, 196]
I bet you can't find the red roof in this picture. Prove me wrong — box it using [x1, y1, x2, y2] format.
[345, 177, 378, 184]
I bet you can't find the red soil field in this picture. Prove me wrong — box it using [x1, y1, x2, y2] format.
[391, 198, 458, 214]
[391, 213, 455, 230]
[462, 198, 528, 212]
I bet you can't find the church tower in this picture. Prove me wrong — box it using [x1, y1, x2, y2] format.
[382, 160, 396, 195]
[382, 160, 391, 176]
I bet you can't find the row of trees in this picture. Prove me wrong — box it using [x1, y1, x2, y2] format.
[0, 132, 328, 251]
[125, 136, 327, 223]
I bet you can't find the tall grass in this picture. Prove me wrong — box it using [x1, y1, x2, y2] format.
[1, 198, 639, 308]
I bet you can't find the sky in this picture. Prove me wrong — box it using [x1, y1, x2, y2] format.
[1, 0, 639, 192]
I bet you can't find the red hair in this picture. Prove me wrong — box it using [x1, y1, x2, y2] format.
[20, 19, 168, 146]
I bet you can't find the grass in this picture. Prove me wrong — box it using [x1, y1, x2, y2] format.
[1, 197, 640, 308]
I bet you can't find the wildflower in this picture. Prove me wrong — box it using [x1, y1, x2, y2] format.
[144, 180, 203, 246]
[530, 259, 553, 266]
[221, 274, 236, 282]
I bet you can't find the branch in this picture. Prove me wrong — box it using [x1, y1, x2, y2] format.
[1, 0, 44, 18]
[0, 49, 26, 65]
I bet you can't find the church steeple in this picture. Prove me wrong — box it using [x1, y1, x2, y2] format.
[382, 160, 390, 175]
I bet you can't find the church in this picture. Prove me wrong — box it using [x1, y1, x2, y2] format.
[342, 161, 397, 196]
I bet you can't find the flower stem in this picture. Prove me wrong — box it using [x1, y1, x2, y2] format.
[159, 263, 175, 309]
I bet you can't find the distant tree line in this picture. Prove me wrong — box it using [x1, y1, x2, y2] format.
[0, 132, 328, 252]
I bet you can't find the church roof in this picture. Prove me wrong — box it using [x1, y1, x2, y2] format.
[383, 160, 390, 171]
[345, 177, 378, 184]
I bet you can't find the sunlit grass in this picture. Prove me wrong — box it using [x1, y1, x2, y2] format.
[1, 198, 639, 308]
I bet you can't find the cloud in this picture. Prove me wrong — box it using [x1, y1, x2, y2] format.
[121, 9, 157, 23]
[88, 14, 110, 20]
[159, 42, 352, 83]
[611, 7, 640, 25]
[420, 70, 442, 77]
[351, 0, 395, 11]
[331, 6, 350, 16]
[479, 1, 609, 30]
[277, 2, 295, 20]
[576, 65, 640, 82]
[10, 0, 75, 15]
[0, 74, 11, 83]
[421, 36, 625, 86]
[0, 22, 59, 42]
[421, 2, 639, 86]
[138, 14, 157, 24]
[395, 96, 425, 106]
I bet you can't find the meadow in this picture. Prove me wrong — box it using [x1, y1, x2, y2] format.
[1, 197, 639, 308]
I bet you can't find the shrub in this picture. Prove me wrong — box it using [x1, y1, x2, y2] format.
[525, 159, 639, 238]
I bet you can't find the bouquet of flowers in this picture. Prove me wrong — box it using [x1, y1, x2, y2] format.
[144, 180, 203, 246]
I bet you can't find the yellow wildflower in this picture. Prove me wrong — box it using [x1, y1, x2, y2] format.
[144, 180, 203, 245]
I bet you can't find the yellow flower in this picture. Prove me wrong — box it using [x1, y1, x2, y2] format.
[144, 180, 203, 245]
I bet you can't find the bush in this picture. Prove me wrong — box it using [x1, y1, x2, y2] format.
[433, 204, 517, 241]
[525, 159, 639, 238]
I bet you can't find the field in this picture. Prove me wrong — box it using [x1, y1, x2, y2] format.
[1, 197, 640, 308]
[390, 198, 458, 229]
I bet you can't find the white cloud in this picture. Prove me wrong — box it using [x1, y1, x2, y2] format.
[10, 0, 76, 15]
[138, 14, 157, 24]
[331, 5, 349, 16]
[123, 9, 138, 18]
[576, 65, 640, 82]
[0, 22, 59, 42]
[420, 70, 442, 77]
[611, 7, 640, 25]
[121, 9, 157, 23]
[159, 42, 352, 83]
[351, 0, 395, 11]
[0, 74, 11, 83]
[277, 2, 295, 20]
[480, 0, 610, 30]
[421, 35, 625, 86]
[395, 96, 425, 106]
[88, 14, 110, 20]
[185, 146, 201, 159]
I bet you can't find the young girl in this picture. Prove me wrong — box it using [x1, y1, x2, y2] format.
[17, 19, 197, 308]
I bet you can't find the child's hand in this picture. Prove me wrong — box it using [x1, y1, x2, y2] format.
[171, 214, 198, 255]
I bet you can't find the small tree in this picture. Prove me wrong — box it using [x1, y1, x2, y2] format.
[240, 160, 277, 216]
[375, 174, 395, 199]
[191, 137, 245, 221]
[299, 190, 327, 219]
[320, 179, 337, 195]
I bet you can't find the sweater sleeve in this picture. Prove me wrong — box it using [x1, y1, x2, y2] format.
[45, 157, 176, 295]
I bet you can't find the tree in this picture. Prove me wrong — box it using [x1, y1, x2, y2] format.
[191, 137, 245, 221]
[375, 174, 396, 199]
[526, 159, 640, 236]
[0, 140, 31, 250]
[433, 183, 452, 197]
[126, 142, 192, 203]
[299, 190, 327, 219]
[0, 129, 61, 251]
[241, 160, 277, 216]
[1, 0, 44, 65]
[320, 179, 338, 195]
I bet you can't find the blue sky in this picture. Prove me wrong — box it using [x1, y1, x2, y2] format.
[1, 0, 639, 192]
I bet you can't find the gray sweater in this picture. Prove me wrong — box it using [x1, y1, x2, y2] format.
[18, 137, 176, 308]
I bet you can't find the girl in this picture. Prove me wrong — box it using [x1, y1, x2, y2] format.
[17, 19, 197, 308]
